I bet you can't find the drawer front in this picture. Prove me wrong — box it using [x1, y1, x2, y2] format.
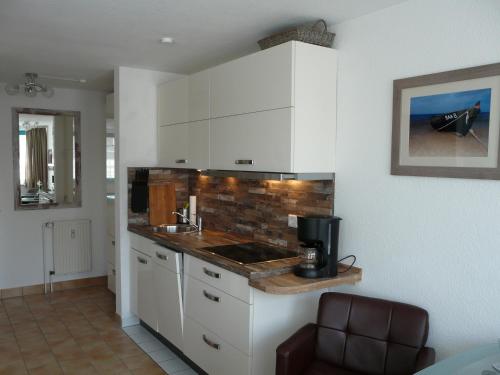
[129, 233, 154, 257]
[184, 255, 252, 303]
[185, 275, 252, 355]
[151, 244, 181, 273]
[210, 108, 293, 173]
[183, 316, 251, 375]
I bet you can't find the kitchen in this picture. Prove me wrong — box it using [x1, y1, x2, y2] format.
[1, 1, 499, 374]
[120, 40, 362, 374]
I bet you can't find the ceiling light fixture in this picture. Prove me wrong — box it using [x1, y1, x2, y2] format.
[4, 73, 54, 98]
[160, 36, 174, 44]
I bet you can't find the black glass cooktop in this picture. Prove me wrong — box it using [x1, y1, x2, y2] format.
[202, 242, 298, 265]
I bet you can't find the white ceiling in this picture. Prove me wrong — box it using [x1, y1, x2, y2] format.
[0, 0, 408, 91]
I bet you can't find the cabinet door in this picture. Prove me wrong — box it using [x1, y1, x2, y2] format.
[158, 77, 189, 126]
[210, 108, 293, 172]
[107, 262, 116, 294]
[153, 262, 184, 350]
[158, 121, 209, 169]
[129, 249, 139, 317]
[158, 124, 189, 167]
[189, 70, 210, 122]
[136, 253, 157, 330]
[211, 42, 293, 118]
[107, 235, 115, 266]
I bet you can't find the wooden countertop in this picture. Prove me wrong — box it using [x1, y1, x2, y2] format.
[128, 224, 362, 294]
[249, 263, 362, 294]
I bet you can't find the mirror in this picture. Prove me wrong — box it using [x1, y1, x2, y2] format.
[12, 108, 81, 210]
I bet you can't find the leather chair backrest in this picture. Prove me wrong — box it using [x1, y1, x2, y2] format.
[315, 293, 429, 375]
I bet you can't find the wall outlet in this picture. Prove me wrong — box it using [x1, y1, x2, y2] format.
[288, 214, 298, 228]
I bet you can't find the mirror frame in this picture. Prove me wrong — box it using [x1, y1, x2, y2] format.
[12, 107, 82, 210]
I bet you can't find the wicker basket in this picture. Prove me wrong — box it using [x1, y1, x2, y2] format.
[258, 19, 335, 50]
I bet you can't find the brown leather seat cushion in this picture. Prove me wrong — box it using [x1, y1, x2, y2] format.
[304, 360, 359, 375]
[315, 293, 429, 375]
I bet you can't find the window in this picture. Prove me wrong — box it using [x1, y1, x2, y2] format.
[106, 135, 115, 179]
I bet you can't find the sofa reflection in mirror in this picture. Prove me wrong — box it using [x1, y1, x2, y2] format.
[12, 108, 81, 210]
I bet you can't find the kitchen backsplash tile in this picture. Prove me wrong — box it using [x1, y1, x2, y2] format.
[128, 167, 334, 250]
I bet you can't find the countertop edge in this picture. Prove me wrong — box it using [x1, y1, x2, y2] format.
[127, 226, 363, 295]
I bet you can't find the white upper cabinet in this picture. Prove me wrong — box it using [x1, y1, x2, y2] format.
[210, 43, 293, 118]
[189, 70, 211, 121]
[158, 70, 210, 126]
[157, 41, 337, 173]
[158, 77, 189, 126]
[158, 121, 210, 170]
[211, 108, 293, 172]
[210, 41, 337, 173]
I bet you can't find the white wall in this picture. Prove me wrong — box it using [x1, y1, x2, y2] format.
[0, 86, 107, 289]
[332, 0, 500, 359]
[114, 67, 182, 324]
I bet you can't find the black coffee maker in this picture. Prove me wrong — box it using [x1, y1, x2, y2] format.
[293, 215, 341, 278]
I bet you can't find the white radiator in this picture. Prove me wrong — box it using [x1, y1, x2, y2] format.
[52, 219, 92, 275]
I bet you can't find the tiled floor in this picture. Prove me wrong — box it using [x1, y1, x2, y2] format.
[0, 286, 196, 375]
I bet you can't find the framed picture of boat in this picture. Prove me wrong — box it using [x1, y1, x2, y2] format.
[391, 62, 500, 179]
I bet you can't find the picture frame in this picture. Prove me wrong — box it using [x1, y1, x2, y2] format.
[391, 62, 500, 180]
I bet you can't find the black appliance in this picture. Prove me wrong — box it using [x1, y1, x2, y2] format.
[294, 215, 341, 278]
[202, 242, 298, 265]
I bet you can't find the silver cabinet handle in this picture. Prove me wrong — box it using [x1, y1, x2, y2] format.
[235, 159, 254, 165]
[156, 252, 168, 261]
[203, 267, 221, 279]
[137, 256, 147, 264]
[175, 159, 188, 164]
[202, 334, 220, 350]
[203, 290, 221, 303]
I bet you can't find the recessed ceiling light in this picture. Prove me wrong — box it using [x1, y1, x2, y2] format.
[160, 36, 174, 44]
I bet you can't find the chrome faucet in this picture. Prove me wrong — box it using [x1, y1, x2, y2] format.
[171, 211, 202, 232]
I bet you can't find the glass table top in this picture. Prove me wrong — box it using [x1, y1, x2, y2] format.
[416, 342, 500, 375]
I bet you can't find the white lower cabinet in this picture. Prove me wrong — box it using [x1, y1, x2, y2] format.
[129, 234, 323, 375]
[183, 316, 251, 375]
[184, 275, 252, 355]
[129, 249, 139, 317]
[152, 244, 184, 350]
[136, 251, 157, 330]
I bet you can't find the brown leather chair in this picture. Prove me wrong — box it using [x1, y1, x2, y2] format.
[276, 293, 435, 375]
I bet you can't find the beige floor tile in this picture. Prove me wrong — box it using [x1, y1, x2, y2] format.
[0, 286, 174, 375]
[0, 359, 28, 375]
[121, 353, 157, 370]
[28, 363, 64, 375]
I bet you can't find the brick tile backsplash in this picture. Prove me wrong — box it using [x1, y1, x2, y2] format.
[128, 168, 334, 250]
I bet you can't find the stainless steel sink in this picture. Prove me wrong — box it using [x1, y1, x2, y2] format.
[152, 224, 198, 234]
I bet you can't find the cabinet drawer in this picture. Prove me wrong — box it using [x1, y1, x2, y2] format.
[184, 255, 252, 303]
[129, 233, 154, 257]
[151, 244, 181, 273]
[184, 316, 251, 375]
[210, 108, 293, 172]
[185, 275, 252, 355]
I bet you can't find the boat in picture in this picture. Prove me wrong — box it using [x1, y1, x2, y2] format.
[430, 101, 481, 136]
